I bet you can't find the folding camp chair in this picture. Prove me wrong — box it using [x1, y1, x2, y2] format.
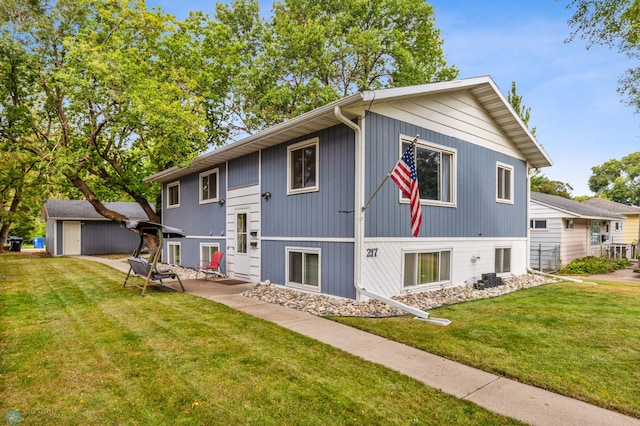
[196, 251, 225, 279]
[123, 257, 185, 296]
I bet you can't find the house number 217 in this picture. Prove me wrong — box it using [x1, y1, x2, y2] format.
[366, 248, 378, 258]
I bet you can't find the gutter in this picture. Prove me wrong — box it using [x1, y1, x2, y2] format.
[334, 106, 450, 326]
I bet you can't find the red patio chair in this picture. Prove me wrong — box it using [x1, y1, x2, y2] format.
[197, 251, 225, 279]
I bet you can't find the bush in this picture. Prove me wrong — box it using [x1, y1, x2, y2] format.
[563, 256, 631, 275]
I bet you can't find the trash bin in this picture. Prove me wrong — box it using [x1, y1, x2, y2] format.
[33, 237, 45, 249]
[8, 236, 23, 252]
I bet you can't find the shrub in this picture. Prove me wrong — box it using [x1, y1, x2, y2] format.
[563, 256, 631, 275]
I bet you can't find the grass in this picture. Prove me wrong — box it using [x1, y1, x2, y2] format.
[0, 253, 520, 425]
[332, 280, 640, 418]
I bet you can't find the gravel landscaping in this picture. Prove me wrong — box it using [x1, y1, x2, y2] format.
[241, 273, 556, 317]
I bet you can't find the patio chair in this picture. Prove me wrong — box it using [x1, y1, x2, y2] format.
[197, 251, 225, 279]
[123, 256, 185, 296]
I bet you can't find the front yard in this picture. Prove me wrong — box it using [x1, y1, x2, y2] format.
[0, 253, 518, 425]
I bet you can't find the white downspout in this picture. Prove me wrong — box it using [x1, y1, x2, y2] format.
[334, 106, 450, 326]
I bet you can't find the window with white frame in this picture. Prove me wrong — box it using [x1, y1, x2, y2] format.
[615, 222, 623, 231]
[530, 219, 548, 230]
[496, 162, 514, 203]
[590, 221, 601, 245]
[167, 181, 180, 208]
[168, 242, 181, 266]
[199, 243, 219, 266]
[401, 137, 456, 205]
[287, 138, 319, 194]
[565, 219, 574, 229]
[199, 169, 219, 204]
[495, 247, 511, 273]
[286, 247, 320, 291]
[403, 250, 451, 288]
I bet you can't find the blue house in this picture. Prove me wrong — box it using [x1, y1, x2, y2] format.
[146, 76, 552, 300]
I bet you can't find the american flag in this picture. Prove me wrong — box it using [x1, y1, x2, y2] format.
[390, 143, 422, 237]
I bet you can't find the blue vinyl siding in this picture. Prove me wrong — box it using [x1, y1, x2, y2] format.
[261, 124, 355, 238]
[162, 237, 226, 270]
[261, 240, 355, 299]
[365, 113, 528, 238]
[81, 221, 140, 255]
[228, 152, 259, 189]
[162, 165, 227, 238]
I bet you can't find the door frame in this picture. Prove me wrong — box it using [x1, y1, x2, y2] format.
[62, 221, 81, 255]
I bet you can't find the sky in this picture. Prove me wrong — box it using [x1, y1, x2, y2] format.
[147, 0, 639, 196]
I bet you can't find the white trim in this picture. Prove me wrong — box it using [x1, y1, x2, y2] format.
[496, 161, 514, 204]
[287, 137, 320, 195]
[530, 218, 549, 230]
[185, 235, 226, 240]
[398, 134, 457, 208]
[365, 236, 527, 243]
[199, 168, 220, 204]
[401, 247, 453, 291]
[261, 236, 355, 243]
[167, 242, 181, 265]
[166, 181, 180, 209]
[494, 246, 512, 274]
[285, 246, 321, 293]
[199, 242, 220, 266]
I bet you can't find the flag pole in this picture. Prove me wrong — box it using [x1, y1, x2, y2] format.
[362, 134, 419, 212]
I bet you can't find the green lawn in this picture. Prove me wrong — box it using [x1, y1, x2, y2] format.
[0, 253, 520, 425]
[333, 280, 640, 418]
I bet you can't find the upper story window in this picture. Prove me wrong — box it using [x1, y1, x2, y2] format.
[400, 136, 456, 206]
[199, 169, 219, 204]
[288, 138, 319, 194]
[496, 162, 514, 204]
[167, 181, 180, 208]
[530, 219, 548, 230]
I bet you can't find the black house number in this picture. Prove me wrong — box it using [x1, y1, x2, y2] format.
[366, 248, 378, 258]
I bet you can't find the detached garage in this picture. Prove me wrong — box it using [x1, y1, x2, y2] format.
[41, 200, 151, 256]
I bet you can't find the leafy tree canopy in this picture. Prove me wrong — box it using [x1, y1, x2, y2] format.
[563, 0, 640, 113]
[588, 151, 640, 205]
[530, 173, 574, 198]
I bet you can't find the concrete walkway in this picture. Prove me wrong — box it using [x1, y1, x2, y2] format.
[79, 255, 640, 426]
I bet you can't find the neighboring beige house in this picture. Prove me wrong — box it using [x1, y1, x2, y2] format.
[529, 192, 626, 271]
[582, 197, 640, 245]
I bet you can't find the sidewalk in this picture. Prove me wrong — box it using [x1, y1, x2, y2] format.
[80, 255, 640, 426]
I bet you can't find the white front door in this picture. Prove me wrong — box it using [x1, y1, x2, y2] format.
[235, 210, 250, 275]
[62, 221, 81, 255]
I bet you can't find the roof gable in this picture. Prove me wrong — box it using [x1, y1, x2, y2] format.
[531, 192, 625, 220]
[146, 76, 552, 183]
[42, 200, 152, 221]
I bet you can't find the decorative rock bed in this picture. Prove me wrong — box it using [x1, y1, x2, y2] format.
[241, 273, 555, 318]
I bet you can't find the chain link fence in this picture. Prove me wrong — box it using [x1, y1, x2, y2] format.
[530, 244, 560, 273]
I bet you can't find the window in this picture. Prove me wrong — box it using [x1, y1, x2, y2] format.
[615, 222, 623, 231]
[496, 162, 514, 203]
[286, 247, 320, 291]
[199, 169, 219, 203]
[288, 138, 319, 194]
[167, 181, 180, 208]
[401, 137, 455, 205]
[495, 247, 511, 273]
[590, 221, 601, 245]
[530, 219, 548, 230]
[168, 242, 181, 266]
[403, 250, 451, 288]
[200, 243, 219, 266]
[565, 219, 574, 229]
[237, 213, 247, 254]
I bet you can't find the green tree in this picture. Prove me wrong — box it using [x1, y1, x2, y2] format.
[507, 81, 537, 136]
[0, 0, 232, 225]
[588, 151, 640, 205]
[230, 0, 459, 133]
[563, 0, 640, 112]
[530, 172, 574, 198]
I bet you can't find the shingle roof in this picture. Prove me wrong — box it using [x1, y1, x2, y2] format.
[43, 200, 152, 221]
[582, 197, 640, 215]
[530, 192, 625, 220]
